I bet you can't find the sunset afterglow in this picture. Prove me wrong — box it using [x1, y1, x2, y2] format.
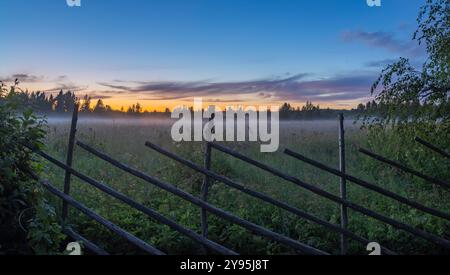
[1, 0, 425, 111]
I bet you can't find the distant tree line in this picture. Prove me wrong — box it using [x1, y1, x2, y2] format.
[0, 89, 172, 116]
[279, 101, 365, 119]
[1, 87, 434, 120]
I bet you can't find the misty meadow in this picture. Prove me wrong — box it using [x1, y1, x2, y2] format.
[1, 0, 448, 256]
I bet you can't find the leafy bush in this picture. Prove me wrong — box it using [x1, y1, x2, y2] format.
[363, 0, 449, 184]
[0, 85, 65, 254]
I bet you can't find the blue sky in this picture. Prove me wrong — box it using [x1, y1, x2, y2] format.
[0, 0, 426, 110]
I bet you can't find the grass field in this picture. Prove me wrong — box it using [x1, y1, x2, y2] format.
[40, 117, 449, 255]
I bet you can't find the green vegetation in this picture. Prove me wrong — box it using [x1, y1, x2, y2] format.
[363, 0, 449, 200]
[0, 85, 65, 255]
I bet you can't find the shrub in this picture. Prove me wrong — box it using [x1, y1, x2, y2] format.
[0, 85, 65, 254]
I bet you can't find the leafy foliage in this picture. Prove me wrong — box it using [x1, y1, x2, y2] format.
[0, 85, 65, 254]
[369, 0, 449, 124]
[363, 0, 449, 178]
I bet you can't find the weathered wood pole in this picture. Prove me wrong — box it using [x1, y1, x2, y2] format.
[338, 113, 348, 255]
[201, 143, 212, 238]
[201, 114, 214, 239]
[62, 103, 79, 221]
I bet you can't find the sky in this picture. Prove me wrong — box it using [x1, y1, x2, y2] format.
[0, 0, 427, 111]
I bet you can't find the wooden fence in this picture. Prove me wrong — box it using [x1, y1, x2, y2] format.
[22, 105, 450, 255]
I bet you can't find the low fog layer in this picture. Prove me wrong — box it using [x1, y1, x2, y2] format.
[46, 116, 361, 132]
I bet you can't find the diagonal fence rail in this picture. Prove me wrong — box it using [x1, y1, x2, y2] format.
[210, 142, 450, 251]
[283, 149, 450, 221]
[144, 141, 397, 255]
[358, 148, 450, 190]
[25, 144, 238, 255]
[24, 163, 164, 255]
[283, 149, 450, 249]
[76, 141, 328, 255]
[415, 137, 450, 159]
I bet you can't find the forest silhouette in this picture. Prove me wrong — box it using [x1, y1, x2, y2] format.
[0, 86, 397, 120]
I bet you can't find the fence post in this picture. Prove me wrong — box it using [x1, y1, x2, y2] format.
[62, 103, 79, 222]
[201, 114, 214, 240]
[338, 113, 348, 255]
[201, 142, 212, 239]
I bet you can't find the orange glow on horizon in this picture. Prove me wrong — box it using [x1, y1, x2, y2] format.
[100, 98, 361, 112]
[17, 84, 365, 112]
